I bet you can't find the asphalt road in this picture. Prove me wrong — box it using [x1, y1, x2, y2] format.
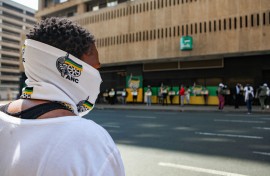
[84, 109, 270, 176]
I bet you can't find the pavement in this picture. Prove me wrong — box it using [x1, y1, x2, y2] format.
[1, 100, 269, 113]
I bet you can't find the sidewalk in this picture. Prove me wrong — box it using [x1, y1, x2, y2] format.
[95, 103, 270, 113]
[1, 100, 269, 113]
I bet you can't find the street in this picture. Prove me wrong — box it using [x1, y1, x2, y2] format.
[85, 109, 270, 176]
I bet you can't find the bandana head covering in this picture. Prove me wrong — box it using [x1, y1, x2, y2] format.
[21, 39, 102, 116]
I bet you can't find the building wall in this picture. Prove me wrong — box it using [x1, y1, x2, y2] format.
[63, 0, 270, 66]
[0, 0, 36, 99]
[36, 0, 270, 65]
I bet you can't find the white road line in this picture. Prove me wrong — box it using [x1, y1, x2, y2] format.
[253, 151, 270, 156]
[253, 127, 270, 130]
[158, 162, 249, 176]
[215, 119, 265, 123]
[195, 132, 263, 139]
[101, 124, 120, 128]
[154, 112, 177, 115]
[126, 115, 156, 119]
[225, 114, 270, 117]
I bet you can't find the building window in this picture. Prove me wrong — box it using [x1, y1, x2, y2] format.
[245, 15, 248, 27]
[224, 19, 226, 30]
[209, 21, 211, 32]
[214, 20, 216, 31]
[240, 16, 242, 28]
[234, 17, 237, 29]
[263, 13, 266, 25]
[107, 1, 118, 7]
[93, 5, 99, 11]
[251, 14, 254, 27]
[257, 13, 260, 26]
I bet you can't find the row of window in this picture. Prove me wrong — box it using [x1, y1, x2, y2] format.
[1, 46, 20, 52]
[76, 0, 197, 25]
[1, 55, 20, 62]
[2, 11, 36, 25]
[2, 29, 20, 37]
[96, 12, 270, 48]
[2, 2, 35, 17]
[1, 37, 20, 45]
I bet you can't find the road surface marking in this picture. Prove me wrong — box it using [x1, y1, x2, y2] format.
[253, 127, 270, 130]
[226, 114, 270, 117]
[215, 119, 265, 123]
[253, 151, 270, 156]
[154, 112, 177, 115]
[195, 132, 263, 139]
[101, 124, 120, 128]
[158, 162, 249, 176]
[126, 115, 156, 119]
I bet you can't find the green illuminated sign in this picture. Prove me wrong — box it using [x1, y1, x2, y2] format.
[180, 36, 193, 51]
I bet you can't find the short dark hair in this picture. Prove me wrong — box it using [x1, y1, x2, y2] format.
[27, 17, 95, 59]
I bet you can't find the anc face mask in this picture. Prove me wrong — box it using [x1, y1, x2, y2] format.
[22, 39, 102, 116]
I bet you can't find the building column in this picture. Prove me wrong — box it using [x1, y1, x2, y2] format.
[77, 3, 86, 15]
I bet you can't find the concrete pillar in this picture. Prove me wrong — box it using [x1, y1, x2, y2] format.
[77, 3, 86, 15]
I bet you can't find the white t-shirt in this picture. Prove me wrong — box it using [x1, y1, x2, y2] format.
[0, 112, 125, 176]
[244, 86, 254, 102]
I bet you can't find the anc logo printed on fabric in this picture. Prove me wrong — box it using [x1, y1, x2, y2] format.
[58, 101, 74, 113]
[22, 44, 26, 63]
[56, 53, 83, 83]
[21, 87, 33, 99]
[77, 96, 94, 113]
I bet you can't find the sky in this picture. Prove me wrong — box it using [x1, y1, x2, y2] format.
[11, 0, 38, 10]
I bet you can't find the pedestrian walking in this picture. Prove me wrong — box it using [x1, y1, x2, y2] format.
[266, 85, 270, 109]
[185, 85, 191, 105]
[179, 85, 185, 106]
[145, 86, 152, 106]
[161, 85, 168, 105]
[244, 84, 254, 114]
[234, 83, 242, 109]
[168, 87, 175, 104]
[217, 83, 226, 110]
[109, 88, 116, 105]
[121, 88, 128, 104]
[132, 89, 138, 103]
[256, 83, 269, 110]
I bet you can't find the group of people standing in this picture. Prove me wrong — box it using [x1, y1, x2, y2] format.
[149, 84, 192, 106]
[217, 83, 270, 114]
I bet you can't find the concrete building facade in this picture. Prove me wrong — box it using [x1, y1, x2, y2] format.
[35, 0, 270, 104]
[0, 0, 36, 99]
